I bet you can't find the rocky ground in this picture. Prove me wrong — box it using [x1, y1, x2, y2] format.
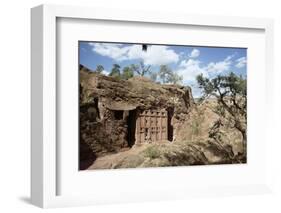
[86, 99, 246, 170]
[79, 65, 246, 170]
[79, 64, 194, 168]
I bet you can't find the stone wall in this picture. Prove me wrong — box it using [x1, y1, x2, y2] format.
[79, 65, 194, 164]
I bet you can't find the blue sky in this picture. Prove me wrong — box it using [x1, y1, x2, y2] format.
[79, 41, 247, 98]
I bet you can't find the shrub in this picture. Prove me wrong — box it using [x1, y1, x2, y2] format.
[143, 146, 161, 159]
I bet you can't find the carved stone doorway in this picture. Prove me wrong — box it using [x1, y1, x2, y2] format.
[135, 109, 169, 144]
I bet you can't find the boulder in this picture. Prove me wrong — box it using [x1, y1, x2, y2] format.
[79, 65, 194, 160]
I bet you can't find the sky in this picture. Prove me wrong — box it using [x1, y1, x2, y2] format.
[79, 41, 247, 98]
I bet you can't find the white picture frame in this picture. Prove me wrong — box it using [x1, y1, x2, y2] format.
[31, 4, 274, 208]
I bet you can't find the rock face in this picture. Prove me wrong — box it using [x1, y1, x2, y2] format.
[79, 65, 194, 167]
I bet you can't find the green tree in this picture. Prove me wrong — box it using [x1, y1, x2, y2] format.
[159, 65, 170, 83]
[131, 61, 151, 76]
[168, 72, 183, 84]
[149, 72, 158, 82]
[196, 72, 247, 153]
[109, 64, 121, 78]
[121, 66, 134, 80]
[159, 65, 183, 84]
[95, 65, 104, 74]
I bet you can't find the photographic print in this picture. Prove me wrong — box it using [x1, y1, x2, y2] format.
[79, 42, 247, 170]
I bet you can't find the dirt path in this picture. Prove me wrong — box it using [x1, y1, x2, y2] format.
[88, 145, 147, 170]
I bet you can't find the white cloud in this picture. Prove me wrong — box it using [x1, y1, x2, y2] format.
[179, 51, 186, 57]
[101, 69, 110, 76]
[189, 49, 200, 58]
[176, 55, 234, 86]
[235, 57, 247, 68]
[89, 43, 130, 61]
[176, 59, 207, 98]
[177, 59, 208, 84]
[205, 55, 233, 73]
[127, 45, 179, 65]
[89, 43, 179, 65]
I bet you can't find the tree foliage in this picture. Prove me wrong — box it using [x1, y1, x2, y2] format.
[159, 65, 183, 84]
[107, 62, 183, 85]
[122, 66, 134, 80]
[149, 72, 158, 82]
[196, 72, 247, 153]
[130, 61, 151, 76]
[109, 64, 121, 78]
[95, 65, 104, 74]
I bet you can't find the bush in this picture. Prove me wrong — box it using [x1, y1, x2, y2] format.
[143, 146, 161, 159]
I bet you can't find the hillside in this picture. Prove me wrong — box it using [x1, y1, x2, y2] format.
[79, 65, 246, 170]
